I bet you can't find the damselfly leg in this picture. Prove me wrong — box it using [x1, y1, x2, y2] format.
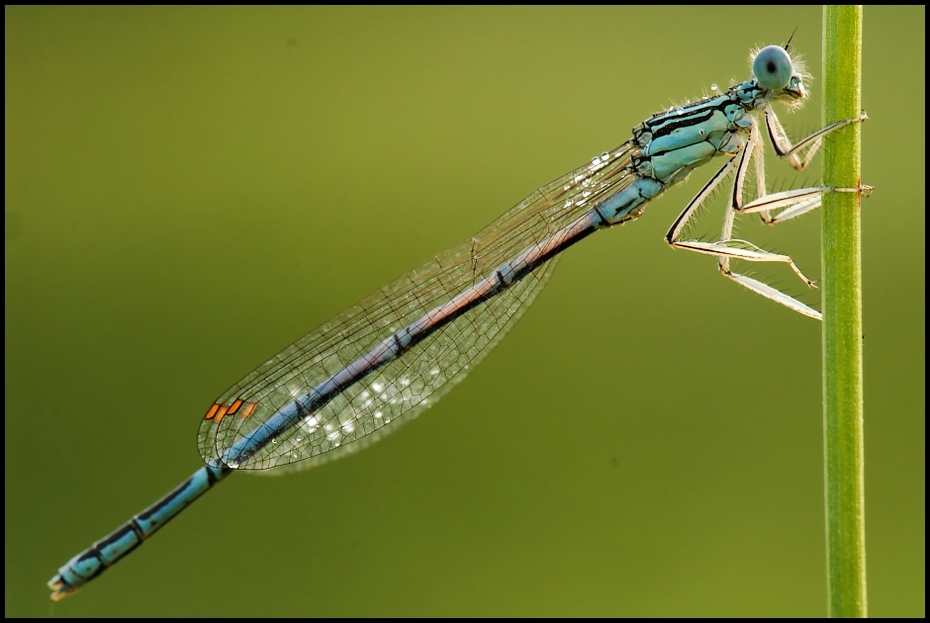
[665, 110, 869, 319]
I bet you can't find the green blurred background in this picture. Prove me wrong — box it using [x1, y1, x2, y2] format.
[5, 6, 923, 617]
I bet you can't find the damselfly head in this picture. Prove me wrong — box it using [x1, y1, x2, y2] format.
[750, 44, 810, 109]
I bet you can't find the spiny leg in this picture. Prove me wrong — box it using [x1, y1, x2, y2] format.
[666, 112, 869, 319]
[765, 109, 868, 171]
[716, 125, 822, 318]
[666, 128, 821, 319]
[715, 112, 870, 311]
[739, 184, 873, 225]
[752, 112, 871, 224]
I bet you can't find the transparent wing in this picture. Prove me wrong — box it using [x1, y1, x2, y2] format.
[198, 143, 637, 473]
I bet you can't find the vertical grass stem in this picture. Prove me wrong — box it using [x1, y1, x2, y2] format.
[821, 5, 867, 618]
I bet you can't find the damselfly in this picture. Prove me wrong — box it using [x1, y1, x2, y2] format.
[49, 39, 867, 600]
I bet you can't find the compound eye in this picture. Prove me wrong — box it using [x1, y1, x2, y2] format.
[752, 45, 793, 90]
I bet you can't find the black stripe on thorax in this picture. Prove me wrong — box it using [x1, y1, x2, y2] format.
[646, 96, 735, 139]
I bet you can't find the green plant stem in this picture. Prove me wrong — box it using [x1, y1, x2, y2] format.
[821, 5, 867, 618]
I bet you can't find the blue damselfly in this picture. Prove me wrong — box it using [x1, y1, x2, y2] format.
[50, 39, 867, 600]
